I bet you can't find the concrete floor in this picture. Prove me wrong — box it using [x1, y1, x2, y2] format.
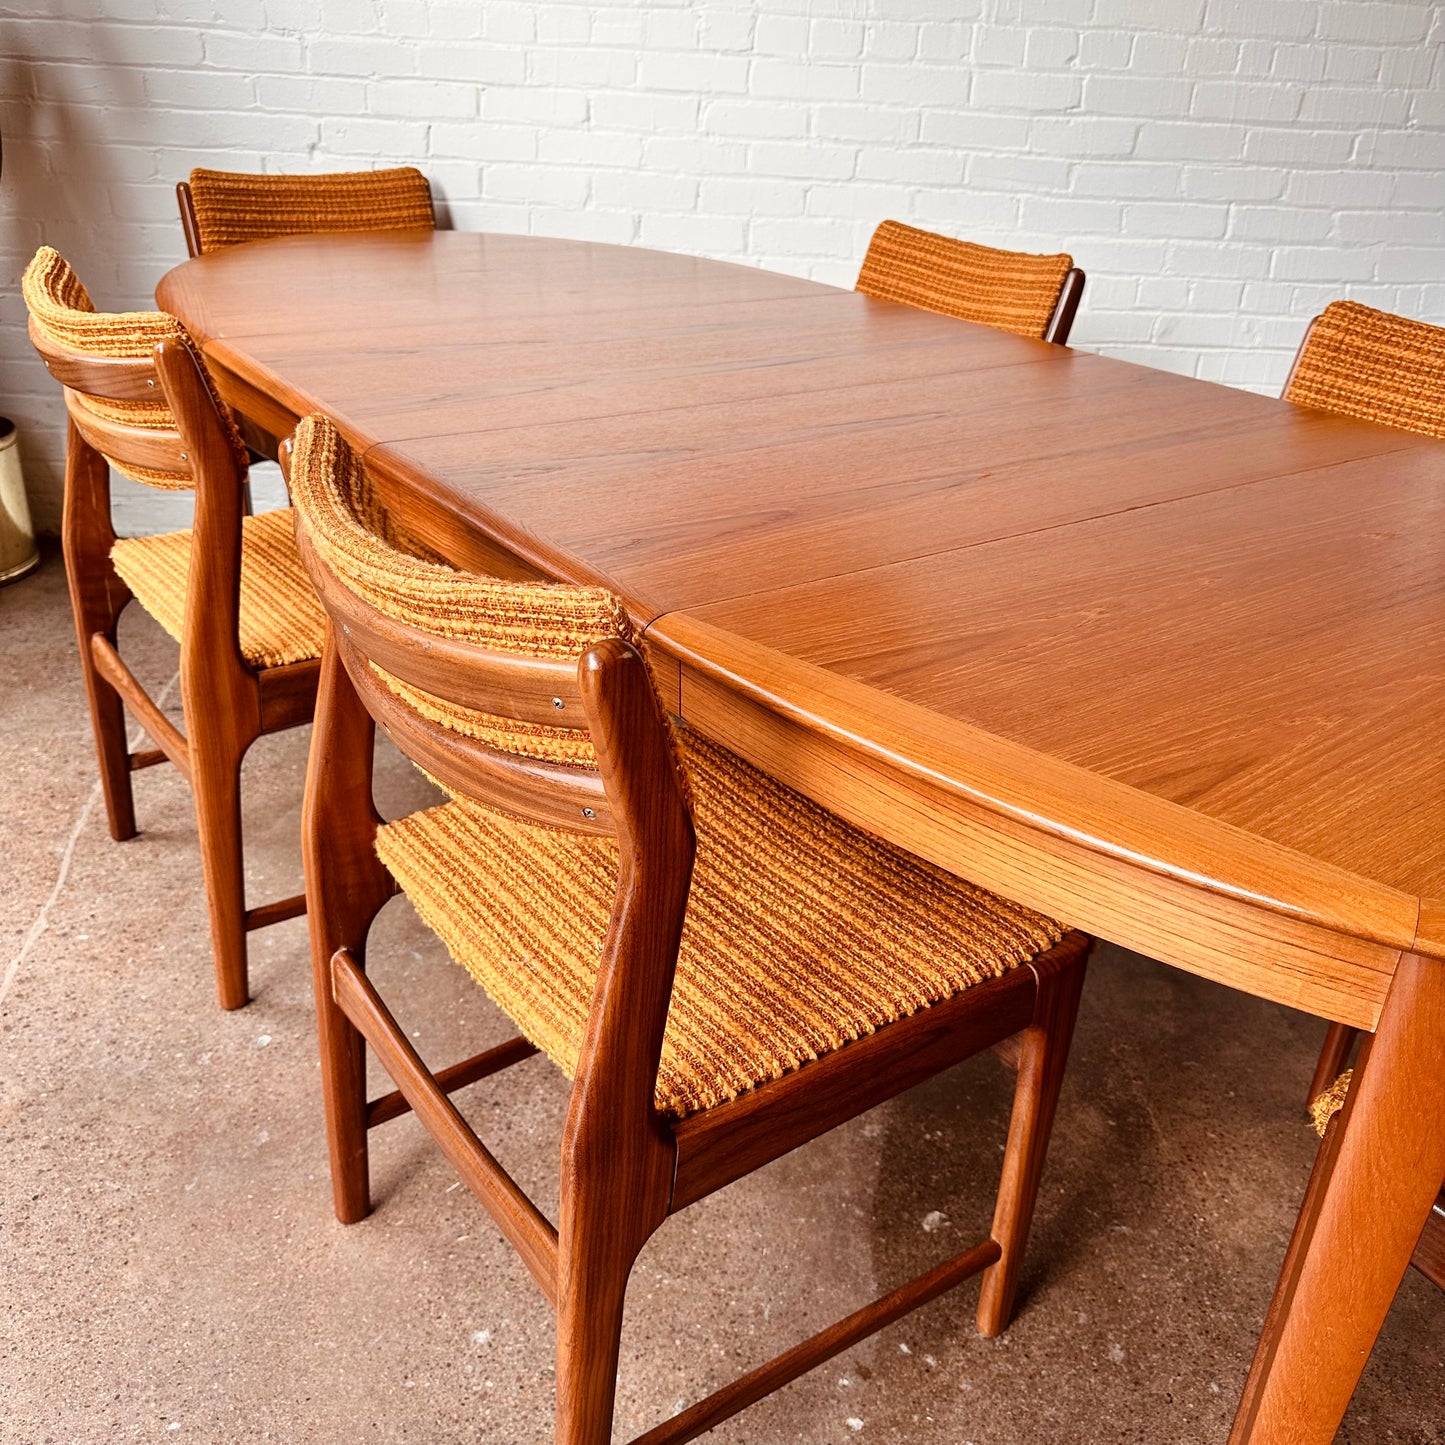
[1, 549, 1440, 1445]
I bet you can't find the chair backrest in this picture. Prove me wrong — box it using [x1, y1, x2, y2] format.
[1284, 300, 1445, 441]
[22, 246, 248, 490]
[288, 414, 693, 835]
[856, 219, 1084, 344]
[178, 167, 437, 257]
[289, 413, 696, 1135]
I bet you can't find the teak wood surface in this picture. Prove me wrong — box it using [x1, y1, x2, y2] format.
[158, 232, 1445, 1445]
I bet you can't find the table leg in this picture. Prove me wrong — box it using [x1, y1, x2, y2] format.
[1228, 950, 1445, 1445]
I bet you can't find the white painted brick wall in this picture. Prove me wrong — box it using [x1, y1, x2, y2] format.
[2, 0, 1442, 534]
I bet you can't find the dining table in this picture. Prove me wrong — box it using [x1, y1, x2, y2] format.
[157, 230, 1445, 1445]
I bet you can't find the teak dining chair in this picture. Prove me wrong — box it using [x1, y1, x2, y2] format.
[175, 166, 437, 471]
[856, 218, 1085, 345]
[286, 413, 1093, 1445]
[176, 165, 436, 258]
[22, 247, 327, 1010]
[1286, 300, 1445, 1108]
[1285, 297, 1445, 1304]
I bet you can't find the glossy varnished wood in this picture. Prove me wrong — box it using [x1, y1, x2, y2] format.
[157, 236, 1444, 1011]
[163, 234, 1445, 1445]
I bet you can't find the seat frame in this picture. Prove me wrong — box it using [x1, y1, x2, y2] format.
[289, 439, 1091, 1445]
[30, 323, 318, 1008]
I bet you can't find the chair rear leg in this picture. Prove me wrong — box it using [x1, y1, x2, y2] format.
[77, 639, 138, 841]
[977, 937, 1090, 1337]
[303, 642, 394, 1223]
[189, 732, 251, 1010]
[61, 430, 136, 841]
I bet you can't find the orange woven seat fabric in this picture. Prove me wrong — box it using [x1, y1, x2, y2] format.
[377, 727, 1064, 1119]
[187, 167, 435, 253]
[856, 219, 1074, 341]
[21, 246, 247, 489]
[287, 415, 637, 768]
[1309, 1070, 1353, 1137]
[111, 508, 327, 670]
[288, 413, 1065, 1117]
[1285, 300, 1445, 440]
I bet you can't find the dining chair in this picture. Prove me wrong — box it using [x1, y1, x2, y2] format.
[176, 165, 436, 258]
[1310, 1072, 1444, 1289]
[175, 165, 436, 472]
[22, 246, 326, 1010]
[856, 219, 1085, 344]
[286, 412, 1093, 1445]
[1284, 299, 1445, 441]
[1287, 299, 1445, 1103]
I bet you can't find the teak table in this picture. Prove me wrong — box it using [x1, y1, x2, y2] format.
[159, 232, 1445, 1443]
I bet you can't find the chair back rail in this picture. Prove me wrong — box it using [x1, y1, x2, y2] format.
[181, 166, 436, 255]
[28, 319, 163, 401]
[292, 507, 619, 835]
[63, 395, 191, 478]
[339, 634, 615, 835]
[300, 537, 589, 722]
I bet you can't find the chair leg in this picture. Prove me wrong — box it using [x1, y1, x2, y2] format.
[77, 635, 139, 841]
[189, 732, 251, 1011]
[977, 942, 1090, 1337]
[315, 942, 375, 1225]
[61, 429, 136, 841]
[1308, 1022, 1358, 1108]
[555, 1220, 643, 1445]
[302, 642, 394, 1223]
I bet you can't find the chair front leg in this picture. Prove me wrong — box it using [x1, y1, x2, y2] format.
[61, 421, 135, 840]
[188, 722, 254, 1010]
[977, 934, 1090, 1337]
[555, 1163, 662, 1445]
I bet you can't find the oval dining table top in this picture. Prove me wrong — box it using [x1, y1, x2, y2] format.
[158, 228, 1445, 1445]
[158, 230, 1445, 1030]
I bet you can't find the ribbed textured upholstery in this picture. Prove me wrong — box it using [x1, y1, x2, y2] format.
[377, 731, 1065, 1118]
[1285, 300, 1445, 440]
[1309, 1070, 1353, 1137]
[287, 415, 635, 768]
[288, 414, 1069, 1120]
[188, 167, 435, 253]
[21, 246, 247, 489]
[111, 508, 327, 670]
[856, 219, 1074, 341]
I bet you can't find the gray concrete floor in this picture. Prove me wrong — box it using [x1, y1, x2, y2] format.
[1, 550, 1440, 1445]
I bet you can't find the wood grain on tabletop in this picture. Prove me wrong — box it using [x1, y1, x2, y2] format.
[157, 231, 1445, 998]
[370, 369, 1428, 615]
[679, 443, 1445, 913]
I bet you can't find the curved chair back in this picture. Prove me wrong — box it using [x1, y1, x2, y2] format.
[178, 167, 436, 257]
[287, 415, 692, 843]
[22, 246, 247, 490]
[857, 219, 1085, 344]
[1284, 300, 1445, 440]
